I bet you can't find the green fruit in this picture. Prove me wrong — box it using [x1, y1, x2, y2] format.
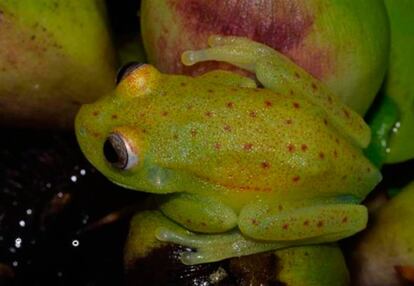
[382, 0, 414, 163]
[141, 0, 389, 114]
[0, 0, 117, 129]
[351, 181, 414, 285]
[274, 245, 350, 286]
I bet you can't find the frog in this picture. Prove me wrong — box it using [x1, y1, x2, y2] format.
[75, 36, 381, 265]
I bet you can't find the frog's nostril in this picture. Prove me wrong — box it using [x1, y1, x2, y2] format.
[116, 62, 147, 84]
[103, 132, 138, 170]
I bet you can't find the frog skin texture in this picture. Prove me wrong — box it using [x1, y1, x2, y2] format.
[76, 36, 381, 265]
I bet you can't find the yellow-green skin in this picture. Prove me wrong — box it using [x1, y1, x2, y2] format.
[76, 36, 381, 264]
[0, 0, 116, 128]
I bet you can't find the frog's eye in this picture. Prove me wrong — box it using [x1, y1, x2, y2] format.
[103, 132, 138, 170]
[116, 62, 147, 84]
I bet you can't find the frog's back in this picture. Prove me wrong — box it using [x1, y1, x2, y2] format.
[140, 74, 380, 202]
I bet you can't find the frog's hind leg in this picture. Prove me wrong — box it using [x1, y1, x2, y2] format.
[182, 35, 370, 148]
[181, 35, 274, 72]
[238, 201, 368, 242]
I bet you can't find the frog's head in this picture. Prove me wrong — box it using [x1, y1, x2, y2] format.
[75, 63, 171, 193]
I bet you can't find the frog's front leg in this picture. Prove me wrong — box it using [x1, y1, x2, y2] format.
[238, 200, 368, 243]
[182, 35, 370, 149]
[156, 222, 291, 265]
[158, 193, 238, 233]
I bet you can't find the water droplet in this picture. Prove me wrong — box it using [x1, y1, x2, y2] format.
[72, 239, 80, 247]
[26, 209, 33, 215]
[70, 175, 77, 183]
[80, 169, 86, 176]
[15, 238, 22, 248]
[19, 220, 26, 227]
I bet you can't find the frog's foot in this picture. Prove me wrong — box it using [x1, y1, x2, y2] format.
[181, 35, 370, 148]
[155, 227, 289, 265]
[181, 35, 274, 72]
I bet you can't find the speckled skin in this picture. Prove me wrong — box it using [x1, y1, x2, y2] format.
[76, 36, 381, 264]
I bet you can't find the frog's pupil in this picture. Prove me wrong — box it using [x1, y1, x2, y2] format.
[103, 133, 128, 169]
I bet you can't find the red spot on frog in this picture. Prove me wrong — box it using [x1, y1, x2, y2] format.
[191, 129, 197, 137]
[111, 114, 118, 119]
[92, 132, 101, 138]
[293, 102, 300, 109]
[249, 111, 257, 118]
[264, 100, 273, 107]
[282, 224, 289, 230]
[223, 125, 232, 132]
[287, 144, 295, 152]
[319, 152, 325, 159]
[342, 217, 348, 223]
[292, 176, 300, 182]
[261, 161, 271, 169]
[301, 144, 308, 151]
[342, 108, 351, 119]
[214, 143, 221, 150]
[251, 219, 259, 226]
[226, 102, 235, 108]
[317, 221, 324, 227]
[92, 111, 99, 116]
[243, 143, 253, 151]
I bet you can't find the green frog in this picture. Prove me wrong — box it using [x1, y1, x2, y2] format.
[75, 36, 381, 265]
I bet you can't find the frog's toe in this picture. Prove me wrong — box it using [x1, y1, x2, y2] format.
[180, 249, 219, 265]
[155, 226, 200, 248]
